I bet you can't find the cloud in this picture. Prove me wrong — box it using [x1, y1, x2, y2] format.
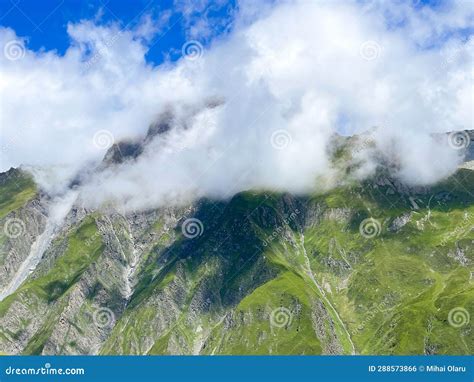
[173, 0, 235, 40]
[0, 0, 472, 211]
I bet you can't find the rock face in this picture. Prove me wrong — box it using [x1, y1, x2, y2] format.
[102, 141, 143, 166]
[0, 131, 472, 356]
[0, 170, 48, 296]
[0, 199, 47, 293]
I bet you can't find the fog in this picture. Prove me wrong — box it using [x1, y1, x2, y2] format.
[1, 0, 472, 212]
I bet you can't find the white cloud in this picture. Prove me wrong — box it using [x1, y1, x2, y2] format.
[0, 0, 472, 211]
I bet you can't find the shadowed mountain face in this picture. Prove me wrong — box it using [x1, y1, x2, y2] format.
[0, 131, 472, 356]
[102, 102, 226, 167]
[101, 111, 175, 167]
[102, 141, 144, 167]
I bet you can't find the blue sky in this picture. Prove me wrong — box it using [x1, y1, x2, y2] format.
[1, 0, 472, 64]
[0, 0, 237, 64]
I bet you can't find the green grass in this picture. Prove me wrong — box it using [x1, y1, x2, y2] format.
[0, 170, 37, 219]
[21, 218, 103, 301]
[203, 271, 324, 354]
[0, 217, 104, 354]
[297, 178, 474, 355]
[1, 164, 472, 355]
[99, 173, 474, 354]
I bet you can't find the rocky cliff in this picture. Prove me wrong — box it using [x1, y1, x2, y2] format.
[0, 131, 472, 355]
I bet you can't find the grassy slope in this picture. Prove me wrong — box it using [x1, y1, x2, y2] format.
[100, 169, 473, 355]
[0, 217, 103, 354]
[0, 165, 471, 355]
[300, 170, 474, 355]
[0, 169, 38, 267]
[203, 271, 324, 354]
[0, 169, 37, 220]
[196, 168, 473, 355]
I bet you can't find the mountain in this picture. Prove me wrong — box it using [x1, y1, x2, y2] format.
[0, 129, 472, 355]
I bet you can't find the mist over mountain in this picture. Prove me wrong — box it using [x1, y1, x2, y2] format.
[1, 0, 472, 212]
[0, 129, 472, 355]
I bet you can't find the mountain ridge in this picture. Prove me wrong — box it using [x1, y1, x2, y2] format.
[0, 130, 472, 355]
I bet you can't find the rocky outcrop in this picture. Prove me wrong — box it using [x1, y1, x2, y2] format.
[0, 198, 47, 296]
